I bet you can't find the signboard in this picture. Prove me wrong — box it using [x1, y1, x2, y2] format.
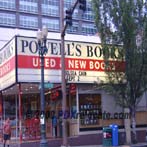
[15, 36, 124, 84]
[0, 37, 16, 90]
[70, 84, 76, 94]
[38, 83, 54, 89]
[50, 90, 62, 101]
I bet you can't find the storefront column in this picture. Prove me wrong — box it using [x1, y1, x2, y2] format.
[0, 92, 3, 142]
[2, 92, 5, 121]
[76, 86, 79, 134]
[0, 91, 3, 125]
[15, 93, 18, 141]
[18, 84, 22, 143]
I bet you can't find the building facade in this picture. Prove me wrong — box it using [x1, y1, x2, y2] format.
[0, 35, 146, 146]
[0, 0, 96, 47]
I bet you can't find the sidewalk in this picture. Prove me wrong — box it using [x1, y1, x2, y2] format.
[71, 142, 147, 147]
[0, 142, 146, 147]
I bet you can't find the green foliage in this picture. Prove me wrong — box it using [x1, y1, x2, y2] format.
[92, 0, 147, 108]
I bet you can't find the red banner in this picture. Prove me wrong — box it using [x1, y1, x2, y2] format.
[69, 84, 76, 94]
[0, 57, 16, 77]
[17, 55, 125, 72]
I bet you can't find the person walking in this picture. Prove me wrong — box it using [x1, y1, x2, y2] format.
[52, 114, 57, 138]
[3, 118, 11, 147]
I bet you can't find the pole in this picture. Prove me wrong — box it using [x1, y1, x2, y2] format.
[0, 92, 3, 129]
[15, 93, 18, 143]
[18, 84, 22, 144]
[40, 54, 48, 147]
[60, 1, 80, 146]
[60, 0, 68, 146]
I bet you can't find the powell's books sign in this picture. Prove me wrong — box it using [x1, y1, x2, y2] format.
[0, 36, 124, 90]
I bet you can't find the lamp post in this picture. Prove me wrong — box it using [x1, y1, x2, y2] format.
[37, 26, 48, 147]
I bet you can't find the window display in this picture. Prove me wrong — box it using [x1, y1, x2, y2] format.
[79, 94, 101, 127]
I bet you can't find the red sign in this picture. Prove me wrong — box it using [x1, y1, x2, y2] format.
[17, 55, 125, 72]
[50, 90, 62, 101]
[70, 84, 76, 94]
[0, 57, 16, 78]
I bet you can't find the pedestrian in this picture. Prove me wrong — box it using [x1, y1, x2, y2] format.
[3, 118, 11, 147]
[52, 114, 57, 138]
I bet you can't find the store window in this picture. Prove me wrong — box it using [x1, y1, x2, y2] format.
[0, 13, 16, 26]
[0, 0, 15, 10]
[70, 95, 77, 119]
[79, 94, 102, 131]
[19, 0, 38, 13]
[69, 84, 77, 119]
[19, 15, 38, 28]
[3, 96, 16, 119]
[2, 95, 18, 140]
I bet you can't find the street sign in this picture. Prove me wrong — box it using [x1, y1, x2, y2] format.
[38, 83, 54, 89]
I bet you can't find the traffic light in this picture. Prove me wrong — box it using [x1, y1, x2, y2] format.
[65, 9, 72, 26]
[78, 0, 86, 11]
[50, 90, 62, 101]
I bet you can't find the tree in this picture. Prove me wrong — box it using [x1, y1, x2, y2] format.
[92, 0, 147, 144]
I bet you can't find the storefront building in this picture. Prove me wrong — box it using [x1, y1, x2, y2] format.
[0, 35, 147, 145]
